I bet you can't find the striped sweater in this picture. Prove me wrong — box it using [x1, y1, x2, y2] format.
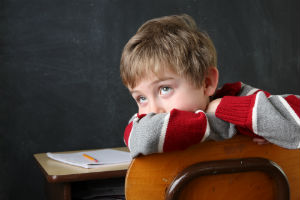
[124, 82, 300, 157]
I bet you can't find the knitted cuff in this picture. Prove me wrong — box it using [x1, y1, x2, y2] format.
[215, 94, 256, 128]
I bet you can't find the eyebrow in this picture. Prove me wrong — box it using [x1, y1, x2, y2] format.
[130, 77, 175, 95]
[151, 77, 174, 85]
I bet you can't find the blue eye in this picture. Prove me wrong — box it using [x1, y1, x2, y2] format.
[137, 96, 147, 104]
[159, 86, 173, 95]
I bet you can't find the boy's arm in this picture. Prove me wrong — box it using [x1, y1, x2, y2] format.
[216, 88, 300, 149]
[124, 109, 209, 157]
[124, 109, 236, 158]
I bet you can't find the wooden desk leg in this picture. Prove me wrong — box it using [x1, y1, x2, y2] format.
[45, 181, 71, 200]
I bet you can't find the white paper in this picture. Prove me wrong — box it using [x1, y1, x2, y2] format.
[47, 149, 131, 169]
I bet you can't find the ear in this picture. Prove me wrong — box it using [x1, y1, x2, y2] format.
[203, 67, 219, 96]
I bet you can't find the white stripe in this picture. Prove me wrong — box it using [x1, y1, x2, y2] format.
[195, 110, 210, 142]
[252, 92, 260, 134]
[128, 115, 139, 151]
[201, 116, 210, 142]
[127, 129, 132, 151]
[133, 116, 139, 123]
[246, 88, 259, 96]
[277, 96, 300, 126]
[158, 113, 170, 152]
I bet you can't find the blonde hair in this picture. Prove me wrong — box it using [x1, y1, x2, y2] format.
[120, 14, 217, 88]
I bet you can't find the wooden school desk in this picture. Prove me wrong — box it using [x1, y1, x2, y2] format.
[34, 147, 129, 200]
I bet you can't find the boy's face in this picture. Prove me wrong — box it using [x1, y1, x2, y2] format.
[129, 70, 210, 114]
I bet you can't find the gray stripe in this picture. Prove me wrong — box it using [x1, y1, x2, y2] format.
[238, 83, 257, 96]
[207, 113, 236, 141]
[256, 93, 300, 149]
[130, 113, 167, 157]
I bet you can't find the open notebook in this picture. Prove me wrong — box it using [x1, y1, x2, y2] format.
[47, 149, 132, 169]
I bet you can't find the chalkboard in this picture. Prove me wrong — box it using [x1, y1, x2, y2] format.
[0, 0, 299, 199]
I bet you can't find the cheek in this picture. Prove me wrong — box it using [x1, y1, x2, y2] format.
[138, 106, 147, 115]
[178, 100, 205, 112]
[164, 98, 195, 112]
[169, 92, 207, 112]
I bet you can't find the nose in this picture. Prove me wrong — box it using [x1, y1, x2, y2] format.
[150, 101, 166, 114]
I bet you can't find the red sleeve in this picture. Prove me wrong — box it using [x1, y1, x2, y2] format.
[215, 94, 256, 130]
[216, 94, 265, 138]
[163, 109, 208, 152]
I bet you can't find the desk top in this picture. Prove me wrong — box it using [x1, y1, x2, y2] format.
[34, 147, 130, 183]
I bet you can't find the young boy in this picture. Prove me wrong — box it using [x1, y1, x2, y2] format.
[120, 14, 300, 158]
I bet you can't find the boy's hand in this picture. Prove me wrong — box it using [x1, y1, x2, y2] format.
[253, 138, 269, 145]
[206, 98, 222, 113]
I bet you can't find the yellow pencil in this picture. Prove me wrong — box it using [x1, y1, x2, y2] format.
[83, 153, 98, 163]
